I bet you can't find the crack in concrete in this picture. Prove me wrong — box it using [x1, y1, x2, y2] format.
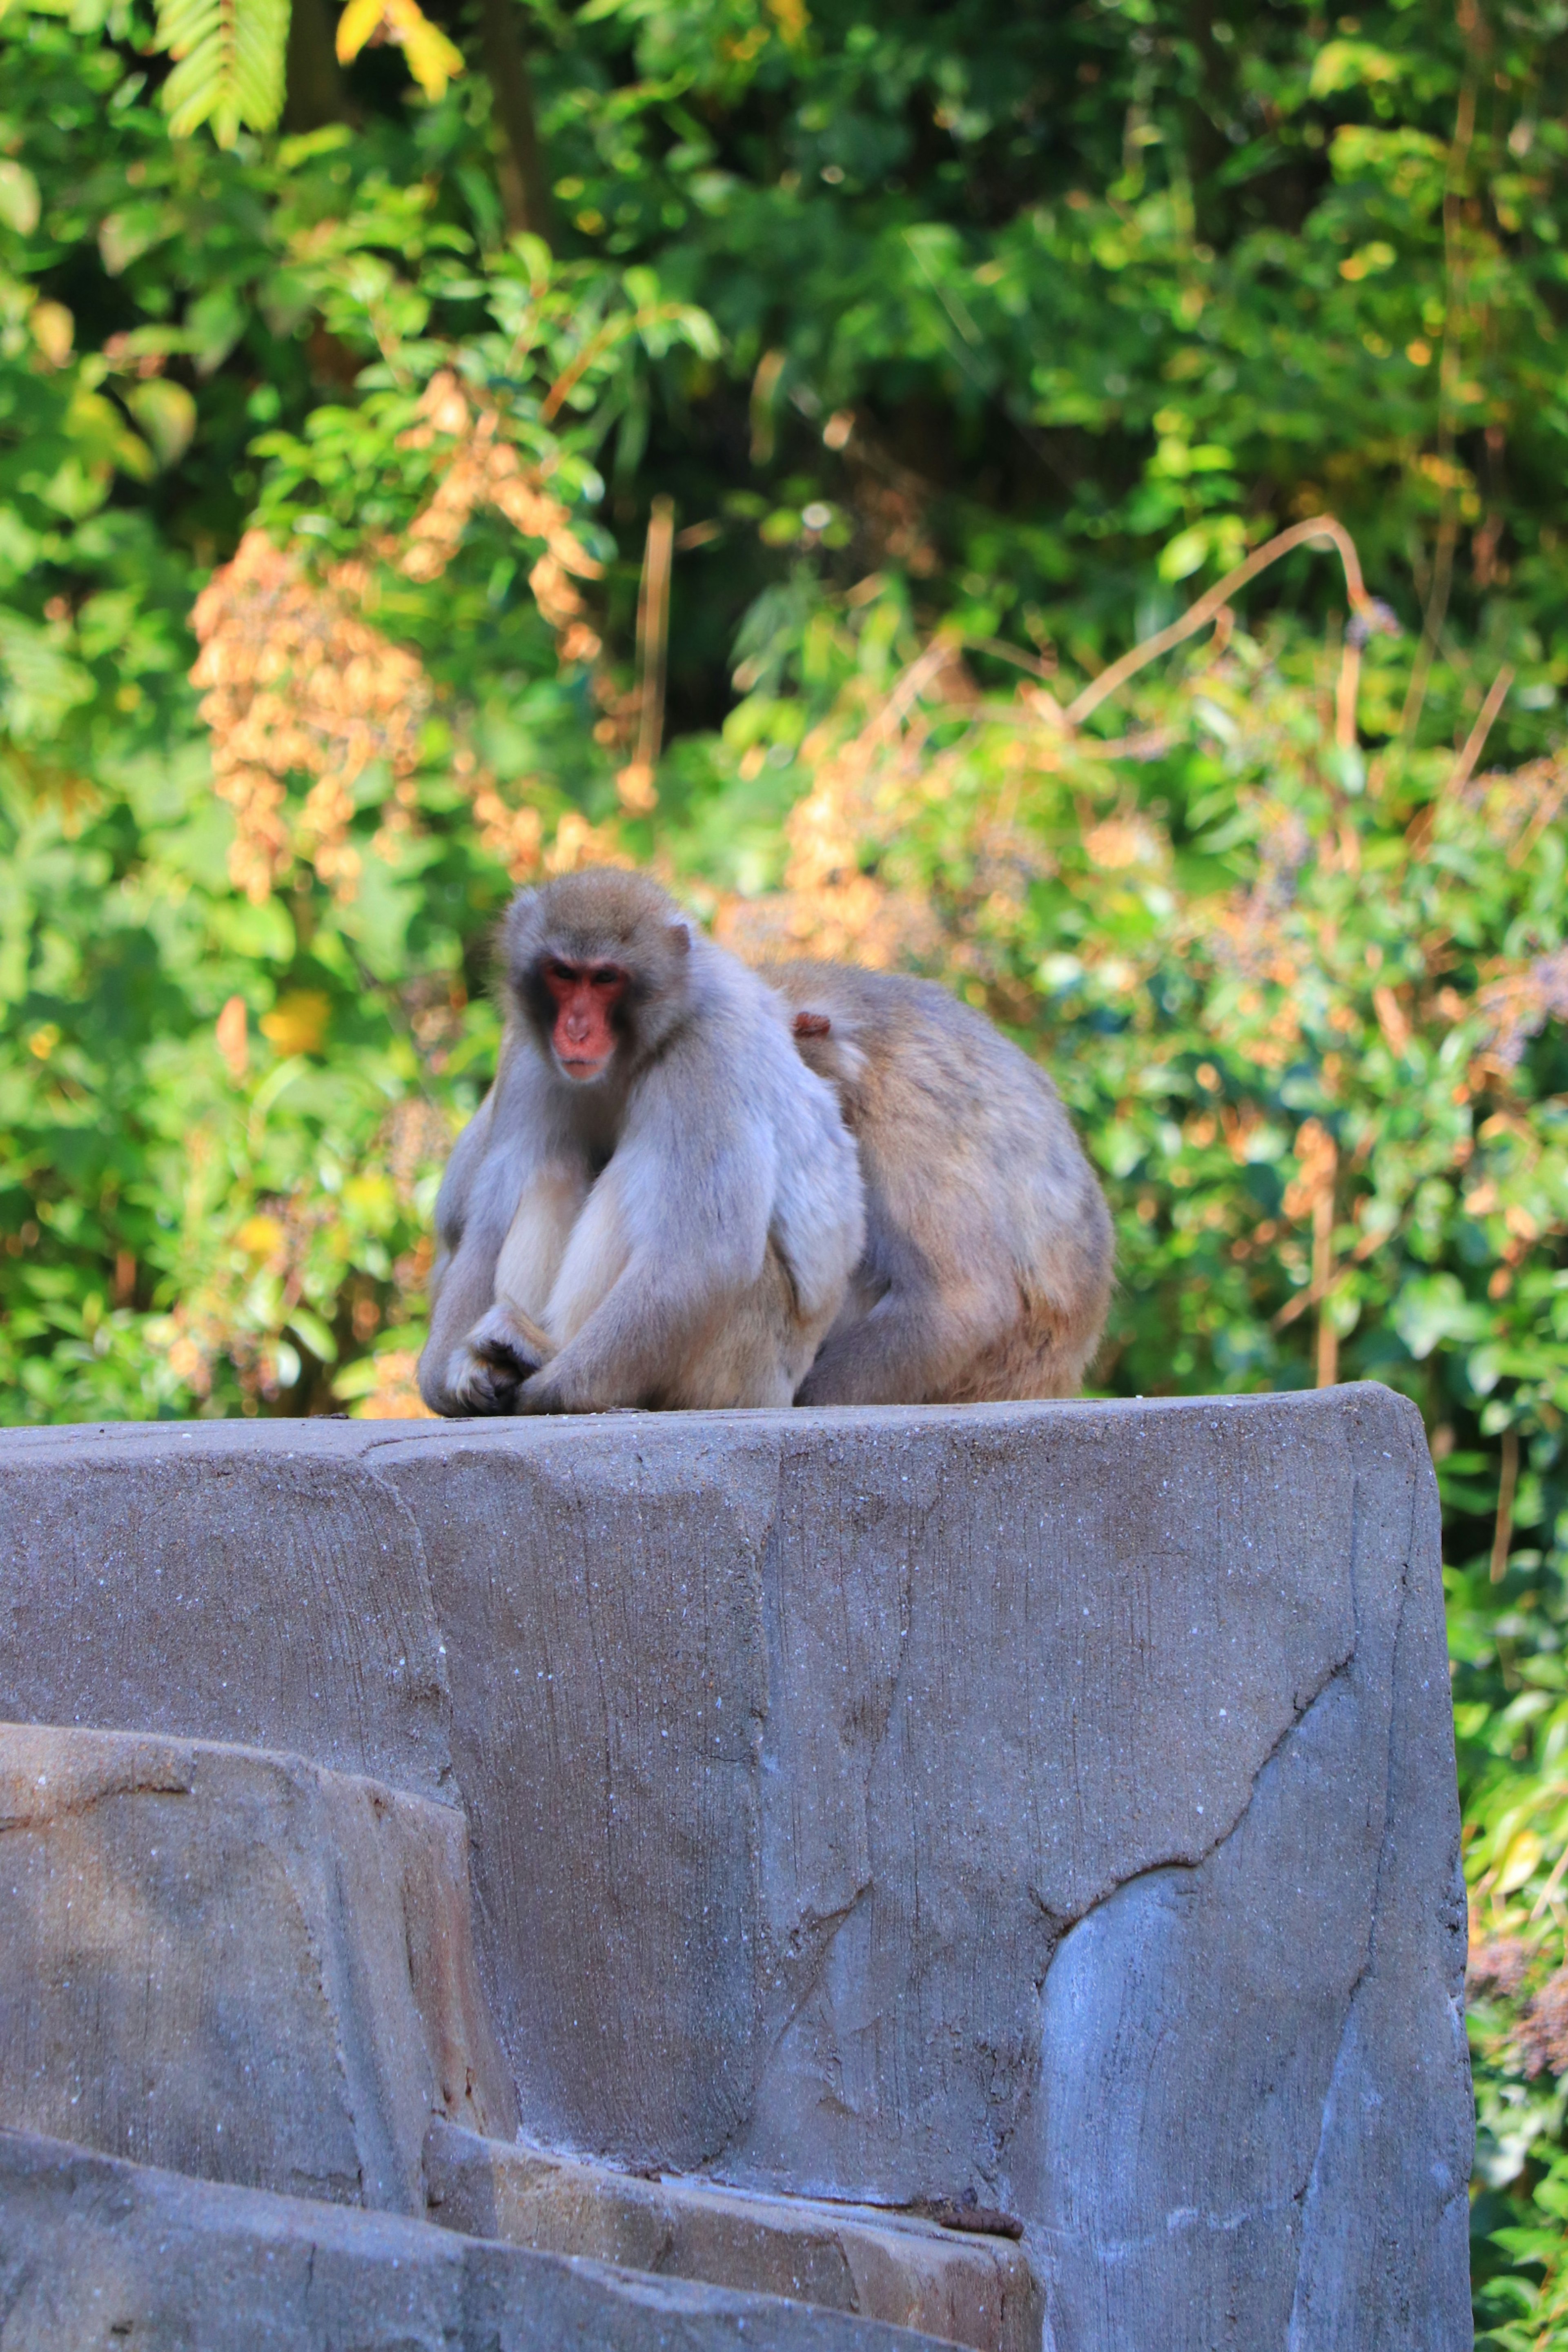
[1282, 1462, 1416, 2350]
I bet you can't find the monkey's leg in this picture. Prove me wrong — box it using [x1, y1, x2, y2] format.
[794, 1279, 1007, 1408]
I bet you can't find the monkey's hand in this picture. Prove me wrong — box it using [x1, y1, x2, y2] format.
[448, 1305, 551, 1415]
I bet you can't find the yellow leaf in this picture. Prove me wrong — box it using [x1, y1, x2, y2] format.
[385, 0, 464, 97]
[127, 379, 197, 470]
[0, 160, 40, 236]
[259, 989, 331, 1056]
[342, 1172, 397, 1228]
[237, 1214, 286, 1258]
[31, 301, 74, 369]
[335, 0, 383, 64]
[1310, 38, 1401, 97]
[1499, 1829, 1544, 1896]
[765, 0, 809, 43]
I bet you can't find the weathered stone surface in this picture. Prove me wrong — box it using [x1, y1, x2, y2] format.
[423, 2118, 1040, 2352]
[1016, 1389, 1474, 2348]
[365, 1391, 1435, 2202]
[0, 1723, 516, 2212]
[0, 1425, 449, 1793]
[0, 2129, 949, 2352]
[0, 1389, 1472, 2349]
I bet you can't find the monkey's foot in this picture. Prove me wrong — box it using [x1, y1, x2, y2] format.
[466, 1306, 549, 1386]
[446, 1348, 522, 1416]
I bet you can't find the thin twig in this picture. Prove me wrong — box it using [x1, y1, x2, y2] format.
[1062, 516, 1371, 730]
[1335, 638, 1361, 753]
[1490, 1429, 1520, 1584]
[1510, 768, 1568, 870]
[634, 496, 675, 774]
[1530, 1836, 1568, 1922]
[1312, 1155, 1339, 1388]
[1400, 508, 1459, 740]
[1451, 663, 1515, 791]
[1402, 71, 1478, 742]
[542, 305, 670, 424]
[960, 634, 1059, 684]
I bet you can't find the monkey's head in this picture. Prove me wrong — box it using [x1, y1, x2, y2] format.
[503, 868, 694, 1087]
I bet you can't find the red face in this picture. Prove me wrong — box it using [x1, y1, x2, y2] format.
[542, 959, 628, 1082]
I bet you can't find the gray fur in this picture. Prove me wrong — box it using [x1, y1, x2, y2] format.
[419, 872, 864, 1416]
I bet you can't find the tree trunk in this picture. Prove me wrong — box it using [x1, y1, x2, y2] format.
[283, 0, 350, 131]
[479, 0, 553, 245]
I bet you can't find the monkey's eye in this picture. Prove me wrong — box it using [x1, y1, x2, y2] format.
[543, 959, 577, 987]
[590, 964, 624, 989]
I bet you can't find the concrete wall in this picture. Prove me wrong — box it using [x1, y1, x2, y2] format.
[0, 1386, 1473, 2349]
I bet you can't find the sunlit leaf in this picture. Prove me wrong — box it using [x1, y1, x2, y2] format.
[127, 379, 197, 469]
[0, 161, 40, 236]
[1309, 38, 1402, 96]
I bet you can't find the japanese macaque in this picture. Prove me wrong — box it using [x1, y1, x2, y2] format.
[767, 962, 1113, 1406]
[418, 871, 864, 1417]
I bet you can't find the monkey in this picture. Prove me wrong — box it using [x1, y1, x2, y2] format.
[764, 961, 1113, 1406]
[417, 870, 865, 1417]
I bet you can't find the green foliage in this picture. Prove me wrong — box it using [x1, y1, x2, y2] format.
[0, 0, 1566, 2328]
[158, 0, 289, 147]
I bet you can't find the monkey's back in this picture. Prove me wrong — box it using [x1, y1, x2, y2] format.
[771, 960, 1113, 1401]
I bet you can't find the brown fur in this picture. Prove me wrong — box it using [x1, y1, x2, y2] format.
[768, 962, 1113, 1405]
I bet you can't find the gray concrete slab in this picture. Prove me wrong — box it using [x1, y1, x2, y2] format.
[423, 2118, 1040, 2352]
[0, 1723, 515, 2212]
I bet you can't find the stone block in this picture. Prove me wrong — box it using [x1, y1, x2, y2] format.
[0, 1423, 449, 1794]
[0, 2128, 946, 2352]
[0, 1723, 516, 2211]
[423, 2117, 1040, 2352]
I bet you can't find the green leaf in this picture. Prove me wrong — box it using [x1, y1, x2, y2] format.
[1392, 1274, 1490, 1363]
[158, 0, 288, 145]
[1309, 39, 1402, 97]
[1159, 525, 1210, 583]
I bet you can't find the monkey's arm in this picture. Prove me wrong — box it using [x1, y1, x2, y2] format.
[418, 1055, 570, 1416]
[417, 1096, 512, 1414]
[517, 1071, 775, 1412]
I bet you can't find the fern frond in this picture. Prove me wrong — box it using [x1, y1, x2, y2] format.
[156, 0, 287, 147]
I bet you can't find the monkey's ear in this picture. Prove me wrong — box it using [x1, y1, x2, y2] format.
[793, 1010, 832, 1038]
[668, 922, 691, 956]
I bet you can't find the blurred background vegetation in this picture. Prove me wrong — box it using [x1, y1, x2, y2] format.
[0, 0, 1566, 2328]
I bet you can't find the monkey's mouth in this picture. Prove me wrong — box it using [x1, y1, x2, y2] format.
[557, 1054, 611, 1082]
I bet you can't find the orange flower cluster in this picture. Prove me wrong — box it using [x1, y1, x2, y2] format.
[187, 375, 617, 903]
[190, 531, 430, 904]
[397, 370, 603, 665]
[719, 644, 961, 967]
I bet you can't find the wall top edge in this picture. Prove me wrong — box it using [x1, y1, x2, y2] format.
[0, 1380, 1423, 1466]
